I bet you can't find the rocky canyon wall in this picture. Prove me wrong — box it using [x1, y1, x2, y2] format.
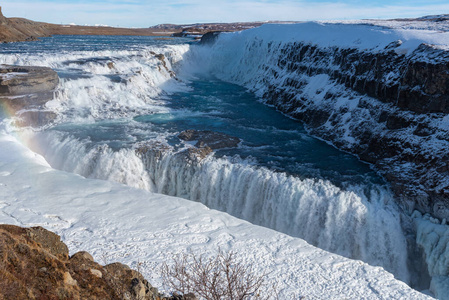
[259, 41, 449, 219]
[203, 26, 449, 220]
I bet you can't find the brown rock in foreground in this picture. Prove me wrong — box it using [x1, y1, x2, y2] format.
[0, 224, 196, 300]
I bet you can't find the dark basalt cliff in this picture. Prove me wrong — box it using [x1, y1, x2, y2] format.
[258, 41, 449, 220]
[276, 42, 449, 114]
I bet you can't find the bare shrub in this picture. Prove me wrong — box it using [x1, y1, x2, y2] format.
[161, 250, 270, 300]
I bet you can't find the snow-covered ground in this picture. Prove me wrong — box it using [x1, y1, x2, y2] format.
[324, 16, 449, 34]
[0, 130, 432, 299]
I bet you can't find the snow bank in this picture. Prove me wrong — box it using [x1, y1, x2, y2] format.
[0, 131, 431, 299]
[185, 22, 449, 87]
[213, 22, 449, 56]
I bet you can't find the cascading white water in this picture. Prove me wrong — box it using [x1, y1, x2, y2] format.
[27, 130, 410, 284]
[27, 130, 153, 191]
[0, 44, 191, 121]
[143, 147, 410, 283]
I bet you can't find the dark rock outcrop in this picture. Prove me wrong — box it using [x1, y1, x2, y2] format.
[150, 52, 176, 78]
[275, 42, 449, 114]
[0, 65, 59, 97]
[156, 22, 283, 39]
[0, 224, 197, 300]
[136, 140, 213, 168]
[179, 146, 214, 163]
[200, 31, 222, 45]
[178, 129, 240, 149]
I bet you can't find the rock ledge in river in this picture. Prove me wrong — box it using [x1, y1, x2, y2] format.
[0, 65, 59, 108]
[0, 65, 59, 127]
[178, 129, 240, 150]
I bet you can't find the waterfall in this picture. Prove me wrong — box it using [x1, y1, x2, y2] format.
[141, 147, 410, 283]
[28, 131, 410, 283]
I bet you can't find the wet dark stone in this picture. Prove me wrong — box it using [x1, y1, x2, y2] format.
[178, 129, 240, 149]
[386, 115, 414, 130]
[200, 31, 222, 45]
[0, 65, 59, 97]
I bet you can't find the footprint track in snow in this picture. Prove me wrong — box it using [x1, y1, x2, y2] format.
[17, 208, 72, 228]
[44, 214, 69, 223]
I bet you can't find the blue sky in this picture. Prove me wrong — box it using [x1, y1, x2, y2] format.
[2, 0, 449, 27]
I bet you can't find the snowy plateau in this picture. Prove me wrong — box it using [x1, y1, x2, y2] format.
[1, 18, 449, 299]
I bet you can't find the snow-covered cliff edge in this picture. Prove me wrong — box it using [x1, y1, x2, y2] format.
[191, 21, 449, 221]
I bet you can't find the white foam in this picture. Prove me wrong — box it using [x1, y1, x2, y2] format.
[0, 45, 191, 121]
[26, 131, 410, 283]
[0, 131, 431, 299]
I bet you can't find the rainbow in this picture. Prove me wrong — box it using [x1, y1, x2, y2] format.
[0, 94, 54, 155]
[0, 96, 18, 119]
